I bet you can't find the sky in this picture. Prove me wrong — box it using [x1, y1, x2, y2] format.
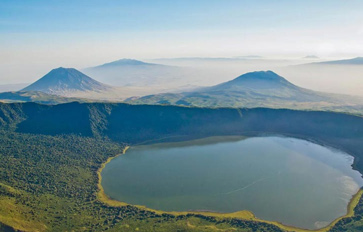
[1, 0, 363, 83]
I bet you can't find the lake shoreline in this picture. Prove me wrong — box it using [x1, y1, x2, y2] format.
[97, 135, 363, 232]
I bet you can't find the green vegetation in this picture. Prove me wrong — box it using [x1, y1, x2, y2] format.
[0, 102, 363, 231]
[330, 190, 363, 232]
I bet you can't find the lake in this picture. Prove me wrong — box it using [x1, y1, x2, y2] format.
[101, 136, 363, 229]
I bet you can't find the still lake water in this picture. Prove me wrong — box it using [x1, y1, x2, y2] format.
[101, 136, 363, 229]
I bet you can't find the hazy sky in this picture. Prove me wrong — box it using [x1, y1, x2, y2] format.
[1, 0, 363, 83]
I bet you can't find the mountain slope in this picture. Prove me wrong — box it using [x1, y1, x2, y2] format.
[83, 59, 199, 87]
[209, 70, 296, 91]
[22, 67, 111, 96]
[127, 71, 363, 111]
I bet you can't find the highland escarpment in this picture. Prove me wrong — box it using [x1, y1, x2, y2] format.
[0, 102, 362, 171]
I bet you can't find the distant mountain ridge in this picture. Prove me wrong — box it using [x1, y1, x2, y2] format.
[127, 71, 363, 110]
[4, 69, 362, 113]
[91, 59, 159, 68]
[22, 67, 111, 96]
[308, 57, 363, 65]
[153, 56, 263, 62]
[83, 58, 196, 87]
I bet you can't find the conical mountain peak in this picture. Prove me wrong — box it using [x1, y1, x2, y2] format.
[210, 71, 295, 91]
[22, 67, 111, 95]
[232, 71, 287, 82]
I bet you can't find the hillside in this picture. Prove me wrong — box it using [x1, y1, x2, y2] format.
[22, 67, 112, 96]
[127, 71, 363, 111]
